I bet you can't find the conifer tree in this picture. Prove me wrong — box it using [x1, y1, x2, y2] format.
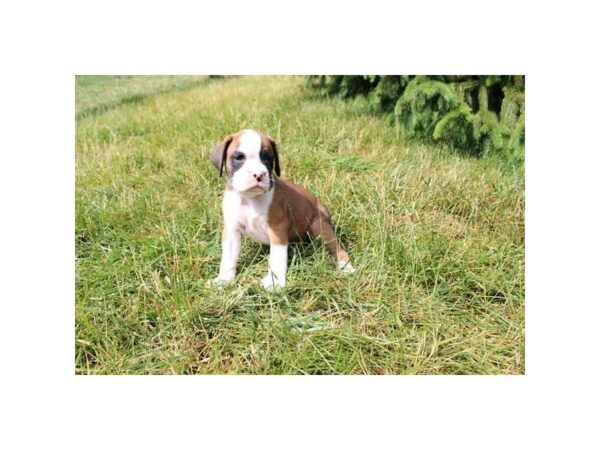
[307, 75, 525, 159]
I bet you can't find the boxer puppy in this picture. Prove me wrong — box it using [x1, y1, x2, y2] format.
[208, 129, 355, 290]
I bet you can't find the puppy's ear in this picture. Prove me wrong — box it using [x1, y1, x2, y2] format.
[270, 138, 281, 177]
[211, 135, 234, 177]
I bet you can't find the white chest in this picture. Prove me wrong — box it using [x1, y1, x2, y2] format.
[222, 189, 273, 245]
[241, 204, 271, 244]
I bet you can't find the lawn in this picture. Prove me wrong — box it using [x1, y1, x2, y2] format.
[75, 75, 524, 374]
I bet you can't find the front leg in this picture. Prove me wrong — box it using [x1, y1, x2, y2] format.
[209, 228, 241, 286]
[261, 242, 288, 290]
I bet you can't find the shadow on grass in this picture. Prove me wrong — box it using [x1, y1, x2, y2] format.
[75, 76, 214, 119]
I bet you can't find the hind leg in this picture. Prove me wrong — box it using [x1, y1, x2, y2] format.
[309, 214, 356, 273]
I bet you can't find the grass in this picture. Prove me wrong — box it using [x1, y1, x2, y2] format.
[75, 75, 524, 374]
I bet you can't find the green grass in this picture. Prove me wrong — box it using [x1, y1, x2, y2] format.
[75, 75, 524, 374]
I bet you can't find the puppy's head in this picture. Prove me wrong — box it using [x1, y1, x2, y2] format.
[211, 129, 281, 197]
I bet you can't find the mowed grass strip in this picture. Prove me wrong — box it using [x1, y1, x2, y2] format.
[75, 75, 524, 374]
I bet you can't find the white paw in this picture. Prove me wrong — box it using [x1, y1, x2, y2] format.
[338, 260, 356, 274]
[205, 276, 233, 288]
[261, 273, 286, 290]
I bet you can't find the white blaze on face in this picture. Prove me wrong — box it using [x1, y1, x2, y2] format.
[231, 130, 269, 196]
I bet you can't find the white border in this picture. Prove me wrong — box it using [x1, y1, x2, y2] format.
[2, 1, 599, 448]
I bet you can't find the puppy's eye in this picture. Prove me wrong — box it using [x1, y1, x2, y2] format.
[233, 153, 245, 161]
